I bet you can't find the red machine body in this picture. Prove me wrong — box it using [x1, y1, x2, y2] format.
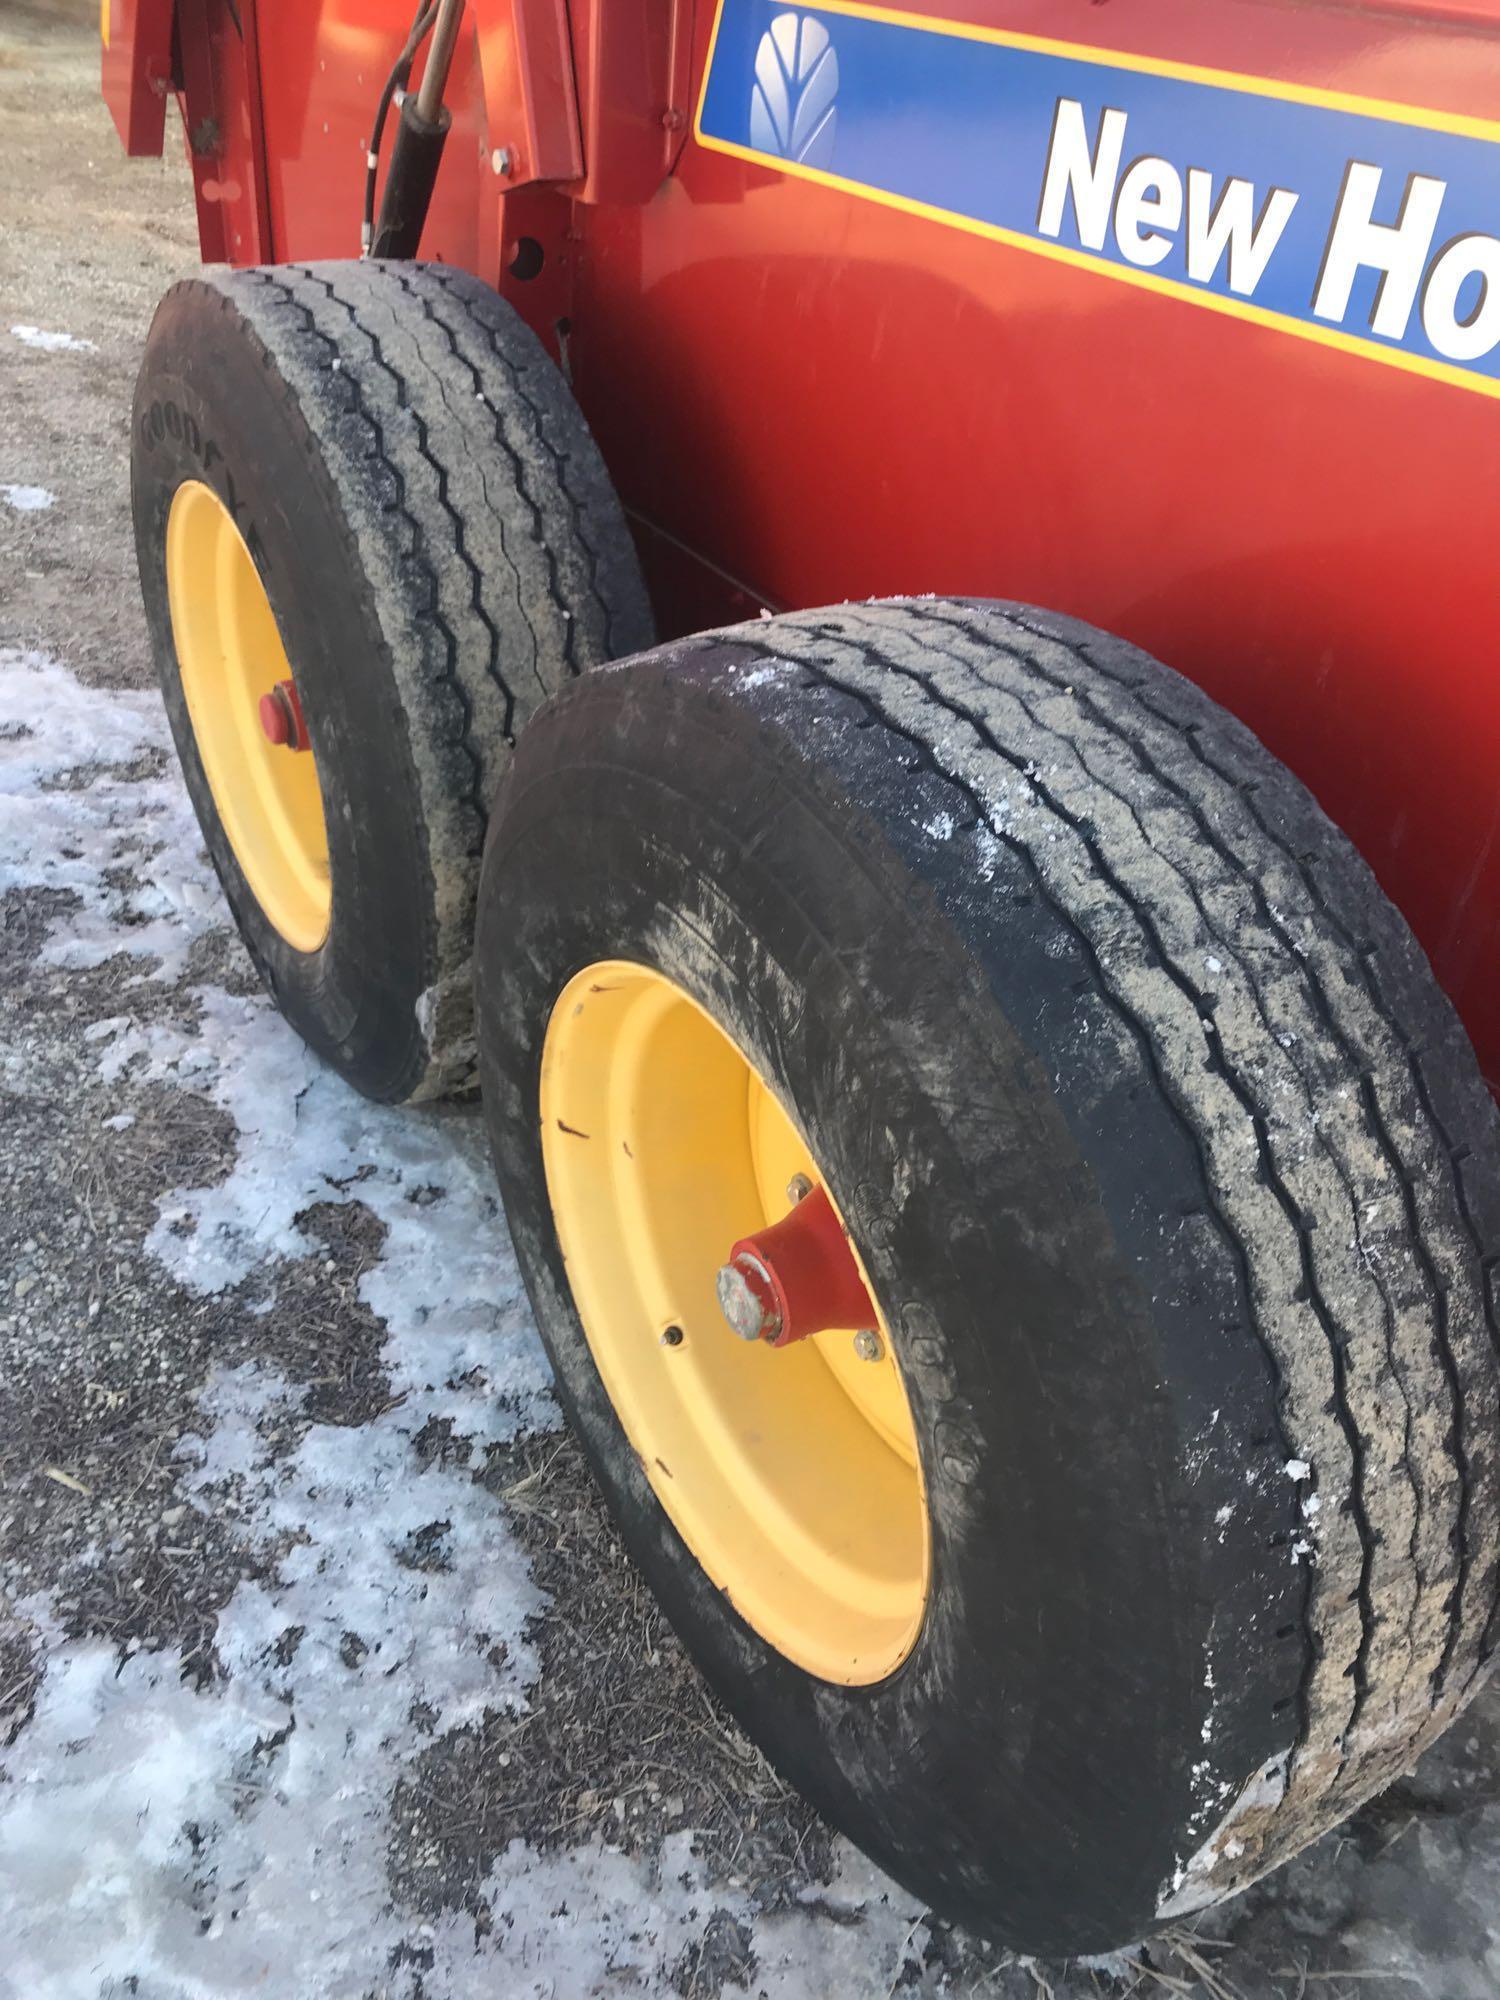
[105, 0, 1500, 1089]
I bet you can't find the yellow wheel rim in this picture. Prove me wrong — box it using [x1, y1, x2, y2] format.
[165, 480, 331, 953]
[540, 962, 930, 1685]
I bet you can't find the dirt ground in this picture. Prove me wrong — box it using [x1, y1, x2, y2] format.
[2, 4, 1498, 1996]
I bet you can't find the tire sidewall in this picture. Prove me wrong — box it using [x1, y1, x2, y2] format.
[132, 283, 438, 1100]
[476, 665, 1208, 1950]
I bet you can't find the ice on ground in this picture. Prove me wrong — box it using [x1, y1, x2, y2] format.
[11, 649, 1491, 1999]
[0, 648, 221, 985]
[0, 648, 929, 1998]
[1, 483, 55, 511]
[2, 1338, 546, 1998]
[10, 323, 97, 352]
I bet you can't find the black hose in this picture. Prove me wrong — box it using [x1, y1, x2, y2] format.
[372, 95, 453, 259]
[361, 2, 440, 256]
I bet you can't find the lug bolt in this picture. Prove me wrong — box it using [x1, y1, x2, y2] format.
[785, 1173, 814, 1205]
[659, 1324, 684, 1348]
[853, 1328, 885, 1363]
[715, 1255, 782, 1343]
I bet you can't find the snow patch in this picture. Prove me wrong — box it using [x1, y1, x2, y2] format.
[1, 649, 934, 1994]
[1, 1320, 546, 1997]
[734, 660, 789, 690]
[11, 323, 97, 352]
[0, 647, 220, 985]
[1159, 1750, 1291, 1918]
[2, 483, 56, 512]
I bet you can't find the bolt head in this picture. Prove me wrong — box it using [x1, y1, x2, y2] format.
[785, 1173, 814, 1206]
[853, 1328, 884, 1363]
[659, 1324, 684, 1349]
[716, 1259, 779, 1343]
[491, 146, 513, 177]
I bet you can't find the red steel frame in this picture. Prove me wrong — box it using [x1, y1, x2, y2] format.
[105, 0, 1500, 1090]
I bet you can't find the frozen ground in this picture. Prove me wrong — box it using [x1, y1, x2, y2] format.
[2, 5, 1498, 1997]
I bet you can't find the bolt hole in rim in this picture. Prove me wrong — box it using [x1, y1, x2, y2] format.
[165, 480, 332, 953]
[540, 961, 930, 1685]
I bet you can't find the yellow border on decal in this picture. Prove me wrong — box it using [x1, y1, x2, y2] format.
[693, 0, 1500, 403]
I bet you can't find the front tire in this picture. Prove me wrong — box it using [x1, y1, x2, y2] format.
[132, 260, 652, 1102]
[474, 599, 1500, 1952]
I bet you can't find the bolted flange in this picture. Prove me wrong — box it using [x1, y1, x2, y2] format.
[714, 1183, 878, 1349]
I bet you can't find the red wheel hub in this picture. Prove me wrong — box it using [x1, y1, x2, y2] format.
[716, 1183, 878, 1348]
[258, 678, 310, 751]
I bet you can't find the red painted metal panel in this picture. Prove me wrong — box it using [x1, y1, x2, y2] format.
[174, 0, 275, 264]
[567, 0, 697, 206]
[565, 0, 1500, 1085]
[254, 0, 485, 266]
[476, 0, 583, 187]
[250, 0, 576, 270]
[101, 0, 175, 155]
[106, 0, 1500, 1088]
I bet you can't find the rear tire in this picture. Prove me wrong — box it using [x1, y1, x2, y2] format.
[132, 260, 652, 1102]
[475, 597, 1500, 1952]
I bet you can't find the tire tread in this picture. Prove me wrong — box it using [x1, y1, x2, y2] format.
[697, 597, 1500, 1910]
[188, 261, 652, 1099]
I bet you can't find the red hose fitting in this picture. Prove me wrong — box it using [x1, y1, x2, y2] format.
[715, 1184, 877, 1348]
[258, 678, 311, 751]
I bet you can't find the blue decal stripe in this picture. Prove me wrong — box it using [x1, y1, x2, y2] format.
[695, 0, 1500, 399]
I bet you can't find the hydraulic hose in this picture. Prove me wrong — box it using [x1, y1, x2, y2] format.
[364, 0, 465, 259]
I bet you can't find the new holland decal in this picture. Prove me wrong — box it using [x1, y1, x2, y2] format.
[696, 0, 1500, 396]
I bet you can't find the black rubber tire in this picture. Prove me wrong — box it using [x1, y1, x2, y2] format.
[131, 260, 652, 1103]
[474, 598, 1500, 1953]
